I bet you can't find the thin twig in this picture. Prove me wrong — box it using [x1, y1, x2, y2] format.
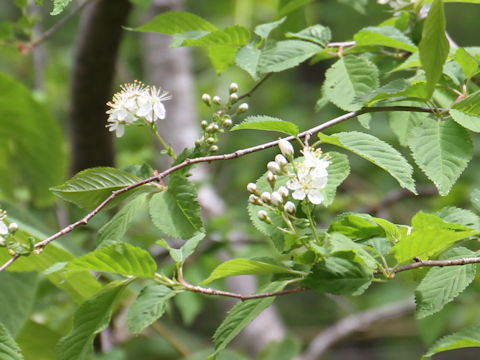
[389, 257, 480, 275]
[326, 41, 356, 48]
[237, 73, 272, 101]
[0, 105, 440, 272]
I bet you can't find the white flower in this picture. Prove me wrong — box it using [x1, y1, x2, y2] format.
[0, 220, 7, 237]
[136, 86, 171, 123]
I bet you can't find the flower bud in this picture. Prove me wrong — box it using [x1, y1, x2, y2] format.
[229, 93, 238, 103]
[229, 82, 239, 93]
[278, 186, 289, 200]
[267, 171, 277, 185]
[284, 201, 296, 215]
[267, 161, 281, 174]
[260, 192, 271, 203]
[247, 183, 258, 194]
[223, 118, 233, 129]
[206, 137, 215, 145]
[200, 120, 208, 128]
[202, 93, 212, 106]
[275, 154, 288, 167]
[209, 145, 219, 152]
[257, 210, 271, 223]
[278, 139, 294, 158]
[206, 123, 219, 133]
[213, 96, 221, 105]
[270, 191, 283, 206]
[238, 103, 249, 113]
[249, 194, 260, 204]
[8, 223, 18, 233]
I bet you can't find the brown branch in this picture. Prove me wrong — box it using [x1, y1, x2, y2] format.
[237, 73, 272, 101]
[389, 257, 480, 275]
[0, 105, 440, 272]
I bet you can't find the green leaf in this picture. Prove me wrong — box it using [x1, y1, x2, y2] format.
[65, 242, 157, 279]
[435, 207, 480, 231]
[259, 336, 301, 360]
[325, 233, 379, 270]
[391, 212, 477, 264]
[201, 259, 296, 285]
[450, 90, 480, 132]
[302, 257, 373, 295]
[0, 322, 23, 360]
[182, 25, 250, 47]
[236, 43, 261, 80]
[212, 281, 288, 354]
[323, 152, 350, 206]
[97, 193, 148, 244]
[0, 272, 38, 337]
[50, 167, 143, 210]
[127, 284, 176, 333]
[358, 79, 428, 105]
[277, 0, 314, 17]
[456, 48, 479, 79]
[319, 131, 416, 193]
[208, 46, 239, 74]
[286, 25, 332, 47]
[156, 232, 206, 264]
[472, 189, 480, 212]
[51, 0, 72, 15]
[257, 40, 321, 74]
[231, 115, 299, 136]
[328, 213, 385, 240]
[419, 0, 449, 97]
[56, 282, 127, 360]
[408, 118, 473, 195]
[354, 26, 417, 52]
[132, 11, 217, 34]
[388, 103, 428, 146]
[15, 321, 59, 360]
[423, 324, 480, 359]
[415, 247, 476, 319]
[149, 174, 204, 239]
[323, 56, 379, 111]
[254, 17, 286, 40]
[0, 72, 67, 206]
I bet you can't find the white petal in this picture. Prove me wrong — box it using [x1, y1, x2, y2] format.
[308, 190, 324, 205]
[116, 124, 125, 137]
[153, 101, 166, 120]
[292, 190, 306, 201]
[0, 221, 8, 235]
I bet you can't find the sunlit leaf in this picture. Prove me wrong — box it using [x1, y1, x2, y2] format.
[231, 115, 299, 136]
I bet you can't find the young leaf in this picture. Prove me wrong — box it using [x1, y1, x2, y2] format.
[354, 26, 417, 52]
[257, 40, 321, 74]
[419, 0, 449, 97]
[450, 89, 480, 132]
[231, 115, 299, 136]
[65, 242, 157, 279]
[254, 17, 286, 40]
[408, 118, 473, 195]
[212, 281, 288, 355]
[328, 213, 385, 240]
[423, 325, 480, 359]
[201, 259, 296, 285]
[391, 212, 477, 264]
[156, 232, 206, 264]
[0, 322, 23, 360]
[323, 151, 350, 206]
[208, 46, 239, 74]
[325, 233, 379, 270]
[56, 281, 128, 360]
[302, 257, 373, 295]
[286, 25, 332, 47]
[149, 174, 204, 239]
[50, 167, 143, 210]
[127, 284, 176, 333]
[132, 11, 217, 34]
[455, 48, 479, 79]
[182, 25, 250, 47]
[236, 43, 261, 80]
[415, 247, 476, 319]
[97, 193, 148, 244]
[323, 55, 379, 111]
[318, 131, 416, 194]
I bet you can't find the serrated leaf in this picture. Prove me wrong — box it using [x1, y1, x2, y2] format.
[286, 25, 331, 47]
[51, 0, 72, 15]
[212, 281, 288, 355]
[415, 247, 476, 319]
[0, 322, 23, 360]
[423, 324, 480, 359]
[182, 25, 250, 47]
[388, 103, 428, 146]
[236, 43, 261, 80]
[156, 232, 205, 264]
[419, 0, 449, 97]
[132, 11, 217, 34]
[319, 131, 416, 193]
[358, 79, 428, 105]
[323, 152, 350, 206]
[127, 284, 176, 333]
[324, 56, 379, 111]
[257, 40, 321, 74]
[0, 272, 38, 337]
[66, 242, 157, 279]
[408, 118, 472, 195]
[328, 213, 385, 240]
[354, 26, 417, 52]
[149, 174, 204, 239]
[456, 48, 479, 79]
[231, 116, 299, 136]
[450, 90, 480, 132]
[208, 46, 239, 74]
[201, 259, 295, 285]
[254, 17, 286, 39]
[50, 167, 143, 210]
[302, 257, 373, 295]
[325, 233, 379, 269]
[435, 207, 480, 231]
[0, 72, 67, 206]
[97, 193, 148, 244]
[57, 282, 127, 360]
[472, 189, 480, 212]
[391, 212, 477, 264]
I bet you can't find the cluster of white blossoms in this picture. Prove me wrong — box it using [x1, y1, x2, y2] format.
[106, 82, 171, 137]
[0, 208, 18, 246]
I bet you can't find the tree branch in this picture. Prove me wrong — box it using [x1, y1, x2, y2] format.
[0, 105, 441, 272]
[389, 257, 480, 275]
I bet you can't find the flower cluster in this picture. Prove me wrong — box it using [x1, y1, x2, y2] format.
[0, 208, 18, 247]
[106, 81, 171, 137]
